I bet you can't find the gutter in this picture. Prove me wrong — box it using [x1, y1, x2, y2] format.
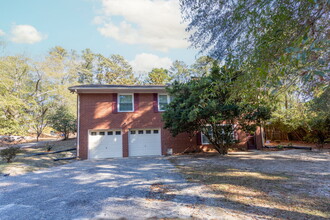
[76, 91, 80, 158]
[68, 86, 167, 93]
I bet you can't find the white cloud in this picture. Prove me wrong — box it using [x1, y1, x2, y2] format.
[0, 29, 5, 36]
[130, 53, 172, 74]
[95, 0, 189, 51]
[10, 25, 46, 44]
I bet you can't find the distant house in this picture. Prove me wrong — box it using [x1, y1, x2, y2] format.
[68, 85, 263, 159]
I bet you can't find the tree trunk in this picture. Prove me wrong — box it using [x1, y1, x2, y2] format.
[36, 132, 41, 142]
[213, 144, 228, 155]
[63, 128, 67, 140]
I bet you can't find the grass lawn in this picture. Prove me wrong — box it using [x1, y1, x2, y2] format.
[169, 150, 330, 219]
[0, 139, 77, 176]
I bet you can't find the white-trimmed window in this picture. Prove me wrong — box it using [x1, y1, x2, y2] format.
[118, 94, 134, 112]
[202, 127, 213, 144]
[158, 94, 171, 111]
[201, 125, 236, 145]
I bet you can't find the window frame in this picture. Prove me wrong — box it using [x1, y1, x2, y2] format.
[118, 93, 134, 112]
[158, 93, 171, 112]
[201, 124, 236, 145]
[201, 127, 212, 145]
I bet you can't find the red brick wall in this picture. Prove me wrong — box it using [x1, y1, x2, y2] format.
[78, 92, 261, 159]
[78, 93, 196, 159]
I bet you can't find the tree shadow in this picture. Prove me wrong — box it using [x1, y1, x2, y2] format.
[169, 153, 330, 219]
[0, 156, 329, 219]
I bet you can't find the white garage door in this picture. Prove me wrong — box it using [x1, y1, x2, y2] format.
[88, 130, 123, 159]
[129, 129, 161, 156]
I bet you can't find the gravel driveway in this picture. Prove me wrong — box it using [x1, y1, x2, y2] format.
[0, 157, 243, 220]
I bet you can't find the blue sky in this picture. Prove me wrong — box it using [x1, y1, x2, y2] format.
[0, 0, 198, 74]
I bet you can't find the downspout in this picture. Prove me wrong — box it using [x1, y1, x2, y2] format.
[76, 90, 80, 158]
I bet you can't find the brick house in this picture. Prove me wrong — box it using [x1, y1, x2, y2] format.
[69, 85, 263, 159]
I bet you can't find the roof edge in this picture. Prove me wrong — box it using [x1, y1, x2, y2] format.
[68, 84, 168, 93]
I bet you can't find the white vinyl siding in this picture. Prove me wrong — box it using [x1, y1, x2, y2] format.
[118, 94, 134, 112]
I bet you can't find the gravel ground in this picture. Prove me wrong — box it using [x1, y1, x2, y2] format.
[170, 149, 330, 219]
[173, 149, 330, 198]
[0, 156, 246, 220]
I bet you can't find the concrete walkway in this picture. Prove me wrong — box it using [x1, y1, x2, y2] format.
[0, 157, 243, 220]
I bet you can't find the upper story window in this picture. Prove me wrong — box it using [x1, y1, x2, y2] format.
[158, 94, 171, 111]
[118, 94, 134, 112]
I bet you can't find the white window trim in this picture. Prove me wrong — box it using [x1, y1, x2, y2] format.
[158, 93, 171, 112]
[201, 132, 211, 145]
[201, 124, 236, 145]
[118, 93, 134, 112]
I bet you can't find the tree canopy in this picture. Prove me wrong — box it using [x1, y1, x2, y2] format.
[163, 62, 271, 154]
[145, 68, 171, 85]
[0, 47, 139, 136]
[180, 0, 330, 146]
[181, 0, 329, 93]
[48, 105, 76, 140]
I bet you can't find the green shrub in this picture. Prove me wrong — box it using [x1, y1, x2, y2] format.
[44, 142, 54, 152]
[0, 146, 21, 163]
[304, 116, 330, 148]
[276, 145, 284, 149]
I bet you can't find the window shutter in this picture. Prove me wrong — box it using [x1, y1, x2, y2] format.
[113, 93, 118, 113]
[153, 93, 158, 112]
[196, 132, 202, 145]
[134, 93, 139, 112]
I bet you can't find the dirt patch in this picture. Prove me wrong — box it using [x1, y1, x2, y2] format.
[0, 139, 77, 176]
[169, 150, 330, 219]
[266, 140, 330, 149]
[147, 183, 176, 201]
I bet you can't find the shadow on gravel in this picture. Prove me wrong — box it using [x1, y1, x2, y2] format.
[1, 155, 329, 219]
[169, 153, 330, 220]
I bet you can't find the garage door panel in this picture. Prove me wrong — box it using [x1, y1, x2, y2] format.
[129, 129, 161, 156]
[88, 130, 123, 159]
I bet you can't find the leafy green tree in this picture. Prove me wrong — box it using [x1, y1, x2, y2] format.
[191, 56, 214, 77]
[181, 0, 329, 65]
[78, 48, 95, 84]
[0, 55, 33, 135]
[48, 105, 76, 140]
[169, 60, 191, 83]
[28, 65, 52, 142]
[181, 0, 329, 147]
[163, 62, 271, 154]
[181, 0, 329, 95]
[305, 87, 330, 146]
[42, 46, 79, 114]
[95, 54, 136, 85]
[145, 68, 170, 85]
